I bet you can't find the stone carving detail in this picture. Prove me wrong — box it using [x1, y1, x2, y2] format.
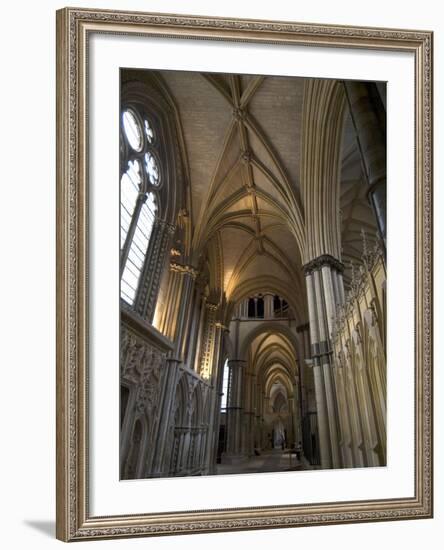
[121, 326, 166, 416]
[170, 262, 199, 279]
[135, 348, 163, 415]
[302, 254, 345, 275]
[232, 107, 246, 121]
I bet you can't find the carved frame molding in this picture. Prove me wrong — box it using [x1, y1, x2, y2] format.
[56, 7, 433, 541]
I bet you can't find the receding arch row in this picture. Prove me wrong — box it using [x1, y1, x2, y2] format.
[239, 322, 301, 363]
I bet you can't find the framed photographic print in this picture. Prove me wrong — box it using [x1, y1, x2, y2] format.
[56, 7, 433, 541]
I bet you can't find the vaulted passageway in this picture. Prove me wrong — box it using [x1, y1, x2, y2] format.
[119, 68, 387, 479]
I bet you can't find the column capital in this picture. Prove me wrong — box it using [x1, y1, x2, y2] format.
[169, 261, 199, 279]
[303, 254, 344, 276]
[205, 301, 219, 312]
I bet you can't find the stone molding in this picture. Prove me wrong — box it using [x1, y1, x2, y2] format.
[205, 301, 219, 312]
[232, 107, 246, 121]
[120, 326, 166, 416]
[136, 219, 176, 319]
[302, 254, 344, 275]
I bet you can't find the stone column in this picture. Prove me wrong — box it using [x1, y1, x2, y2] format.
[353, 343, 381, 467]
[199, 427, 207, 469]
[136, 219, 175, 320]
[304, 254, 345, 469]
[193, 293, 207, 371]
[243, 300, 248, 318]
[158, 267, 181, 340]
[296, 323, 310, 417]
[169, 263, 198, 360]
[264, 293, 274, 318]
[193, 300, 224, 474]
[305, 270, 331, 468]
[243, 369, 256, 456]
[180, 427, 192, 474]
[198, 302, 218, 380]
[343, 81, 386, 246]
[343, 345, 366, 467]
[205, 323, 225, 473]
[223, 359, 247, 462]
[186, 287, 202, 368]
[149, 357, 181, 476]
[288, 396, 298, 448]
[314, 268, 341, 468]
[332, 355, 355, 468]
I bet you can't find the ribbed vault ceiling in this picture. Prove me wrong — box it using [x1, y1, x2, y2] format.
[159, 70, 378, 314]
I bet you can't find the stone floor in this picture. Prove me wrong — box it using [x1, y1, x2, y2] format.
[215, 449, 313, 476]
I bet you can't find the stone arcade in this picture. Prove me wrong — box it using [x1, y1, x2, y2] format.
[119, 69, 387, 479]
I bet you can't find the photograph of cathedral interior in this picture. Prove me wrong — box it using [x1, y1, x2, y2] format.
[119, 68, 387, 480]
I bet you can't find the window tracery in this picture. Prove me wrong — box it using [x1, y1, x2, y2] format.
[120, 107, 163, 305]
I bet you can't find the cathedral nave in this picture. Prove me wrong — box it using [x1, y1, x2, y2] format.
[119, 69, 387, 479]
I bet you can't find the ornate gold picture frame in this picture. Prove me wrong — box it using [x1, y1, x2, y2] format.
[56, 7, 433, 541]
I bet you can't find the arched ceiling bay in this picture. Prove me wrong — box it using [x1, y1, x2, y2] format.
[247, 75, 304, 191]
[159, 70, 306, 311]
[158, 70, 378, 316]
[159, 71, 233, 223]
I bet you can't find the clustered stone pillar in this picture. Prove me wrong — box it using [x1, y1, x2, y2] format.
[197, 301, 218, 379]
[185, 284, 203, 367]
[224, 359, 247, 462]
[343, 81, 386, 246]
[158, 261, 198, 358]
[171, 264, 198, 360]
[304, 254, 345, 469]
[294, 319, 322, 465]
[336, 345, 367, 468]
[150, 357, 182, 476]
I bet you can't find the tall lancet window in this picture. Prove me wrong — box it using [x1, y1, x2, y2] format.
[120, 108, 161, 305]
